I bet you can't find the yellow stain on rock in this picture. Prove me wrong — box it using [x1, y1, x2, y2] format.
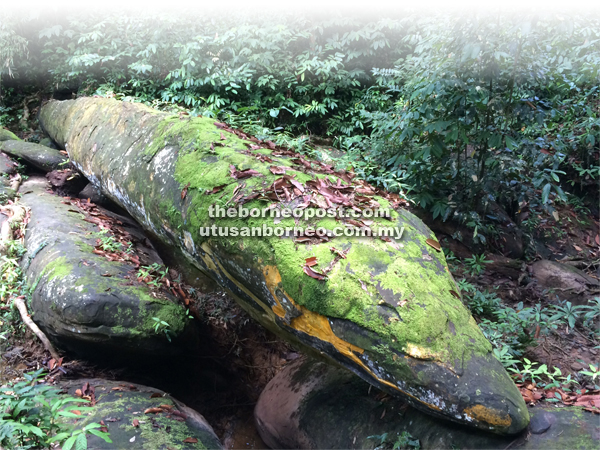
[261, 266, 442, 411]
[405, 343, 439, 360]
[199, 256, 446, 415]
[262, 265, 287, 318]
[263, 266, 364, 358]
[464, 404, 512, 429]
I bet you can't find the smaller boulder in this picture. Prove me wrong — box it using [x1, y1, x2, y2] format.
[78, 182, 108, 205]
[531, 260, 599, 306]
[21, 176, 199, 359]
[38, 137, 59, 149]
[59, 378, 223, 449]
[0, 127, 20, 142]
[255, 357, 600, 450]
[0, 140, 68, 172]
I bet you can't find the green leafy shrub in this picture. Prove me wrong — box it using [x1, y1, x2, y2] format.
[0, 369, 111, 449]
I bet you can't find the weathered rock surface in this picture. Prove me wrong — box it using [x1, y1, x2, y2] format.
[255, 357, 600, 449]
[21, 176, 198, 358]
[531, 260, 599, 306]
[39, 98, 528, 434]
[0, 140, 68, 172]
[59, 378, 223, 449]
[0, 127, 19, 141]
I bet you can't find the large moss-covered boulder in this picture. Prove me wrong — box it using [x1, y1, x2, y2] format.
[0, 127, 19, 141]
[255, 357, 600, 449]
[39, 98, 528, 434]
[0, 140, 68, 172]
[59, 378, 223, 449]
[20, 176, 198, 359]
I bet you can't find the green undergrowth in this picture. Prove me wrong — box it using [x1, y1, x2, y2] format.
[459, 278, 600, 392]
[0, 369, 111, 449]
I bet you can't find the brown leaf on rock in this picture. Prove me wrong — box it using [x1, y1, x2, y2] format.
[181, 182, 191, 200]
[144, 407, 163, 414]
[171, 410, 188, 419]
[150, 393, 163, 398]
[449, 290, 460, 299]
[425, 238, 442, 252]
[183, 437, 198, 443]
[305, 256, 318, 267]
[132, 419, 139, 427]
[289, 178, 305, 193]
[330, 247, 348, 259]
[269, 166, 287, 175]
[303, 265, 327, 281]
[230, 165, 263, 180]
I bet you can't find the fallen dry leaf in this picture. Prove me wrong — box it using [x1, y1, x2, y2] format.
[132, 419, 139, 427]
[183, 437, 198, 443]
[305, 256, 318, 267]
[181, 182, 191, 200]
[426, 238, 441, 252]
[206, 184, 226, 195]
[303, 265, 327, 281]
[269, 166, 287, 175]
[144, 407, 163, 414]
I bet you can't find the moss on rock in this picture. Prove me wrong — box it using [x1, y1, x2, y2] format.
[0, 127, 20, 142]
[58, 378, 222, 449]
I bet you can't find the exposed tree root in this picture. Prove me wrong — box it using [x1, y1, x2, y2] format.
[13, 296, 60, 361]
[10, 173, 21, 192]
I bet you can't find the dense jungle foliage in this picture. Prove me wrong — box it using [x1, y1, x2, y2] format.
[1, 7, 598, 249]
